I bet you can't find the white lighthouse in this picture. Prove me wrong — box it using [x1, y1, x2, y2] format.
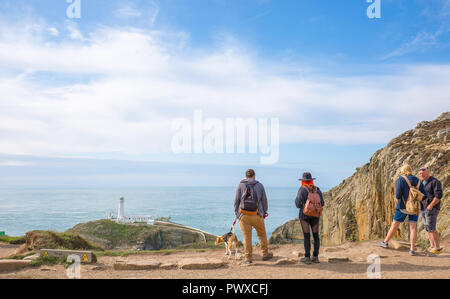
[117, 196, 125, 221]
[108, 196, 154, 224]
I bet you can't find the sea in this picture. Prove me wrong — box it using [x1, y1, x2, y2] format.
[0, 187, 315, 245]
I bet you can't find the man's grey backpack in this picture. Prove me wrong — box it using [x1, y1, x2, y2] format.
[240, 183, 258, 212]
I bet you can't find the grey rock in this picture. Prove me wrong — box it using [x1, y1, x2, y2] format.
[178, 258, 225, 270]
[274, 258, 297, 265]
[327, 257, 350, 263]
[113, 260, 161, 271]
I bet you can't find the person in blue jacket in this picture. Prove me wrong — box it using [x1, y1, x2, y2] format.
[376, 164, 427, 256]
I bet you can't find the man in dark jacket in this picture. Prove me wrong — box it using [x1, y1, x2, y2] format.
[418, 167, 443, 254]
[234, 169, 273, 265]
[295, 172, 325, 264]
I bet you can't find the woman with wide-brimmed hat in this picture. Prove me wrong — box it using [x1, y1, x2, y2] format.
[295, 172, 325, 264]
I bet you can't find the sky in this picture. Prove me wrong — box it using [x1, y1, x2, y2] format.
[0, 0, 449, 188]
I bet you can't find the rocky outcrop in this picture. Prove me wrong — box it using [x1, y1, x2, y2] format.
[67, 219, 217, 250]
[269, 219, 303, 244]
[15, 230, 102, 255]
[272, 112, 449, 246]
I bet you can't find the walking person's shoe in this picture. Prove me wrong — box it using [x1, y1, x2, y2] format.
[430, 248, 443, 254]
[300, 257, 312, 265]
[311, 256, 320, 264]
[376, 241, 389, 248]
[262, 253, 273, 261]
[409, 250, 416, 256]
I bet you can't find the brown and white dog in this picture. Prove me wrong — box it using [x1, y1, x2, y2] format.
[215, 231, 239, 260]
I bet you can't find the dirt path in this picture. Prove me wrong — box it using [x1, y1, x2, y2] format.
[0, 242, 21, 259]
[1, 238, 449, 279]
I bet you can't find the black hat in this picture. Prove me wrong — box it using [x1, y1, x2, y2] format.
[299, 172, 316, 181]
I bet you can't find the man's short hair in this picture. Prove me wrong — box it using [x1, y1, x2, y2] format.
[246, 169, 255, 178]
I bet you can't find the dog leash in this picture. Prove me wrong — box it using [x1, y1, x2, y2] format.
[229, 217, 238, 233]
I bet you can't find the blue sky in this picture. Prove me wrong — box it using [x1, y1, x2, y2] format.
[7, 0, 448, 65]
[0, 0, 449, 188]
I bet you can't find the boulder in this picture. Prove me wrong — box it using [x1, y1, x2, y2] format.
[390, 240, 410, 250]
[274, 258, 297, 265]
[327, 257, 350, 263]
[160, 263, 177, 270]
[113, 260, 161, 271]
[178, 258, 225, 270]
[23, 253, 40, 261]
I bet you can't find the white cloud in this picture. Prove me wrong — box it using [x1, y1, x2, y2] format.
[114, 1, 159, 25]
[383, 0, 450, 60]
[0, 20, 449, 157]
[381, 30, 439, 60]
[0, 160, 34, 166]
[115, 4, 142, 19]
[66, 21, 84, 41]
[47, 27, 59, 37]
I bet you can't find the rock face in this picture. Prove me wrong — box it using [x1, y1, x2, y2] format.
[269, 219, 303, 244]
[67, 220, 217, 250]
[272, 112, 450, 246]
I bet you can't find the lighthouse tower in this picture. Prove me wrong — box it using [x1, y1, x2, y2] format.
[117, 197, 125, 221]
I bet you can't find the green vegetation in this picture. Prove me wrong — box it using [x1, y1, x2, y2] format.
[415, 237, 430, 251]
[24, 230, 104, 251]
[30, 256, 75, 268]
[67, 219, 217, 251]
[0, 235, 26, 244]
[3, 220, 221, 259]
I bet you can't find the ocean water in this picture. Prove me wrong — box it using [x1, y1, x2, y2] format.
[0, 187, 307, 245]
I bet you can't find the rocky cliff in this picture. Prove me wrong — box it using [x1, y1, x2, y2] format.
[271, 112, 449, 246]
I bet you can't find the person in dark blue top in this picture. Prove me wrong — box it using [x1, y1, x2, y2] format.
[376, 164, 427, 256]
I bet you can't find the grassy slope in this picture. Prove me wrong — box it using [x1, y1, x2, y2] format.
[66, 219, 217, 251]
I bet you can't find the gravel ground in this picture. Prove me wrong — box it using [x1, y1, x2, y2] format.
[1, 237, 449, 279]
